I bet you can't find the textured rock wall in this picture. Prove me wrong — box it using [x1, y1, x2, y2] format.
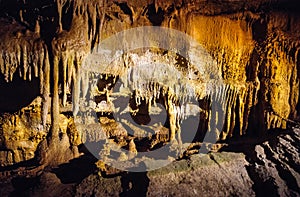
[0, 0, 300, 165]
[54, 0, 300, 136]
[186, 12, 300, 138]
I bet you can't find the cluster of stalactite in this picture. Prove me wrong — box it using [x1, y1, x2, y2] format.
[56, 0, 108, 47]
[0, 18, 50, 127]
[185, 11, 300, 137]
[0, 0, 300, 144]
[183, 13, 258, 139]
[51, 0, 108, 136]
[75, 50, 206, 142]
[78, 50, 258, 143]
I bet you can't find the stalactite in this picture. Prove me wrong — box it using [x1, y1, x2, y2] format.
[57, 0, 70, 32]
[1, 0, 300, 155]
[237, 88, 246, 135]
[81, 70, 89, 100]
[62, 53, 68, 107]
[0, 19, 51, 130]
[72, 56, 81, 116]
[22, 45, 28, 80]
[67, 54, 75, 87]
[39, 51, 45, 95]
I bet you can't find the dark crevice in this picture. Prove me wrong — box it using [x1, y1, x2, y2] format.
[0, 74, 40, 113]
[90, 17, 100, 50]
[246, 49, 260, 82]
[233, 96, 242, 137]
[192, 97, 209, 143]
[234, 144, 280, 197]
[120, 168, 149, 197]
[117, 2, 133, 24]
[61, 0, 73, 31]
[252, 19, 268, 43]
[146, 4, 164, 26]
[10, 176, 39, 197]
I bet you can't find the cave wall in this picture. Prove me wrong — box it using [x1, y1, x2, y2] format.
[0, 0, 300, 165]
[56, 0, 300, 138]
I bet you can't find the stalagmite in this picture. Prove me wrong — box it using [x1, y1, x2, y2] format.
[128, 139, 137, 159]
[42, 50, 50, 127]
[167, 96, 177, 142]
[1, 0, 300, 170]
[51, 55, 60, 137]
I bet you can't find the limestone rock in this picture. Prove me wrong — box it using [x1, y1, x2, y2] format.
[0, 2, 299, 196]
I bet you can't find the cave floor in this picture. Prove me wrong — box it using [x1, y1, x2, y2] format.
[0, 128, 299, 197]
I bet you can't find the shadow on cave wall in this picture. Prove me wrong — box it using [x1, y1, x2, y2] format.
[51, 144, 98, 184]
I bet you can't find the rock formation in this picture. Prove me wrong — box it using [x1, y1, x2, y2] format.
[0, 0, 300, 196]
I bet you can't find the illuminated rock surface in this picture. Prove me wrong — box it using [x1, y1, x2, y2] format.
[0, 0, 300, 196]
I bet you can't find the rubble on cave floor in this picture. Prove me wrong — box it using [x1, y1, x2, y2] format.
[0, 127, 299, 196]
